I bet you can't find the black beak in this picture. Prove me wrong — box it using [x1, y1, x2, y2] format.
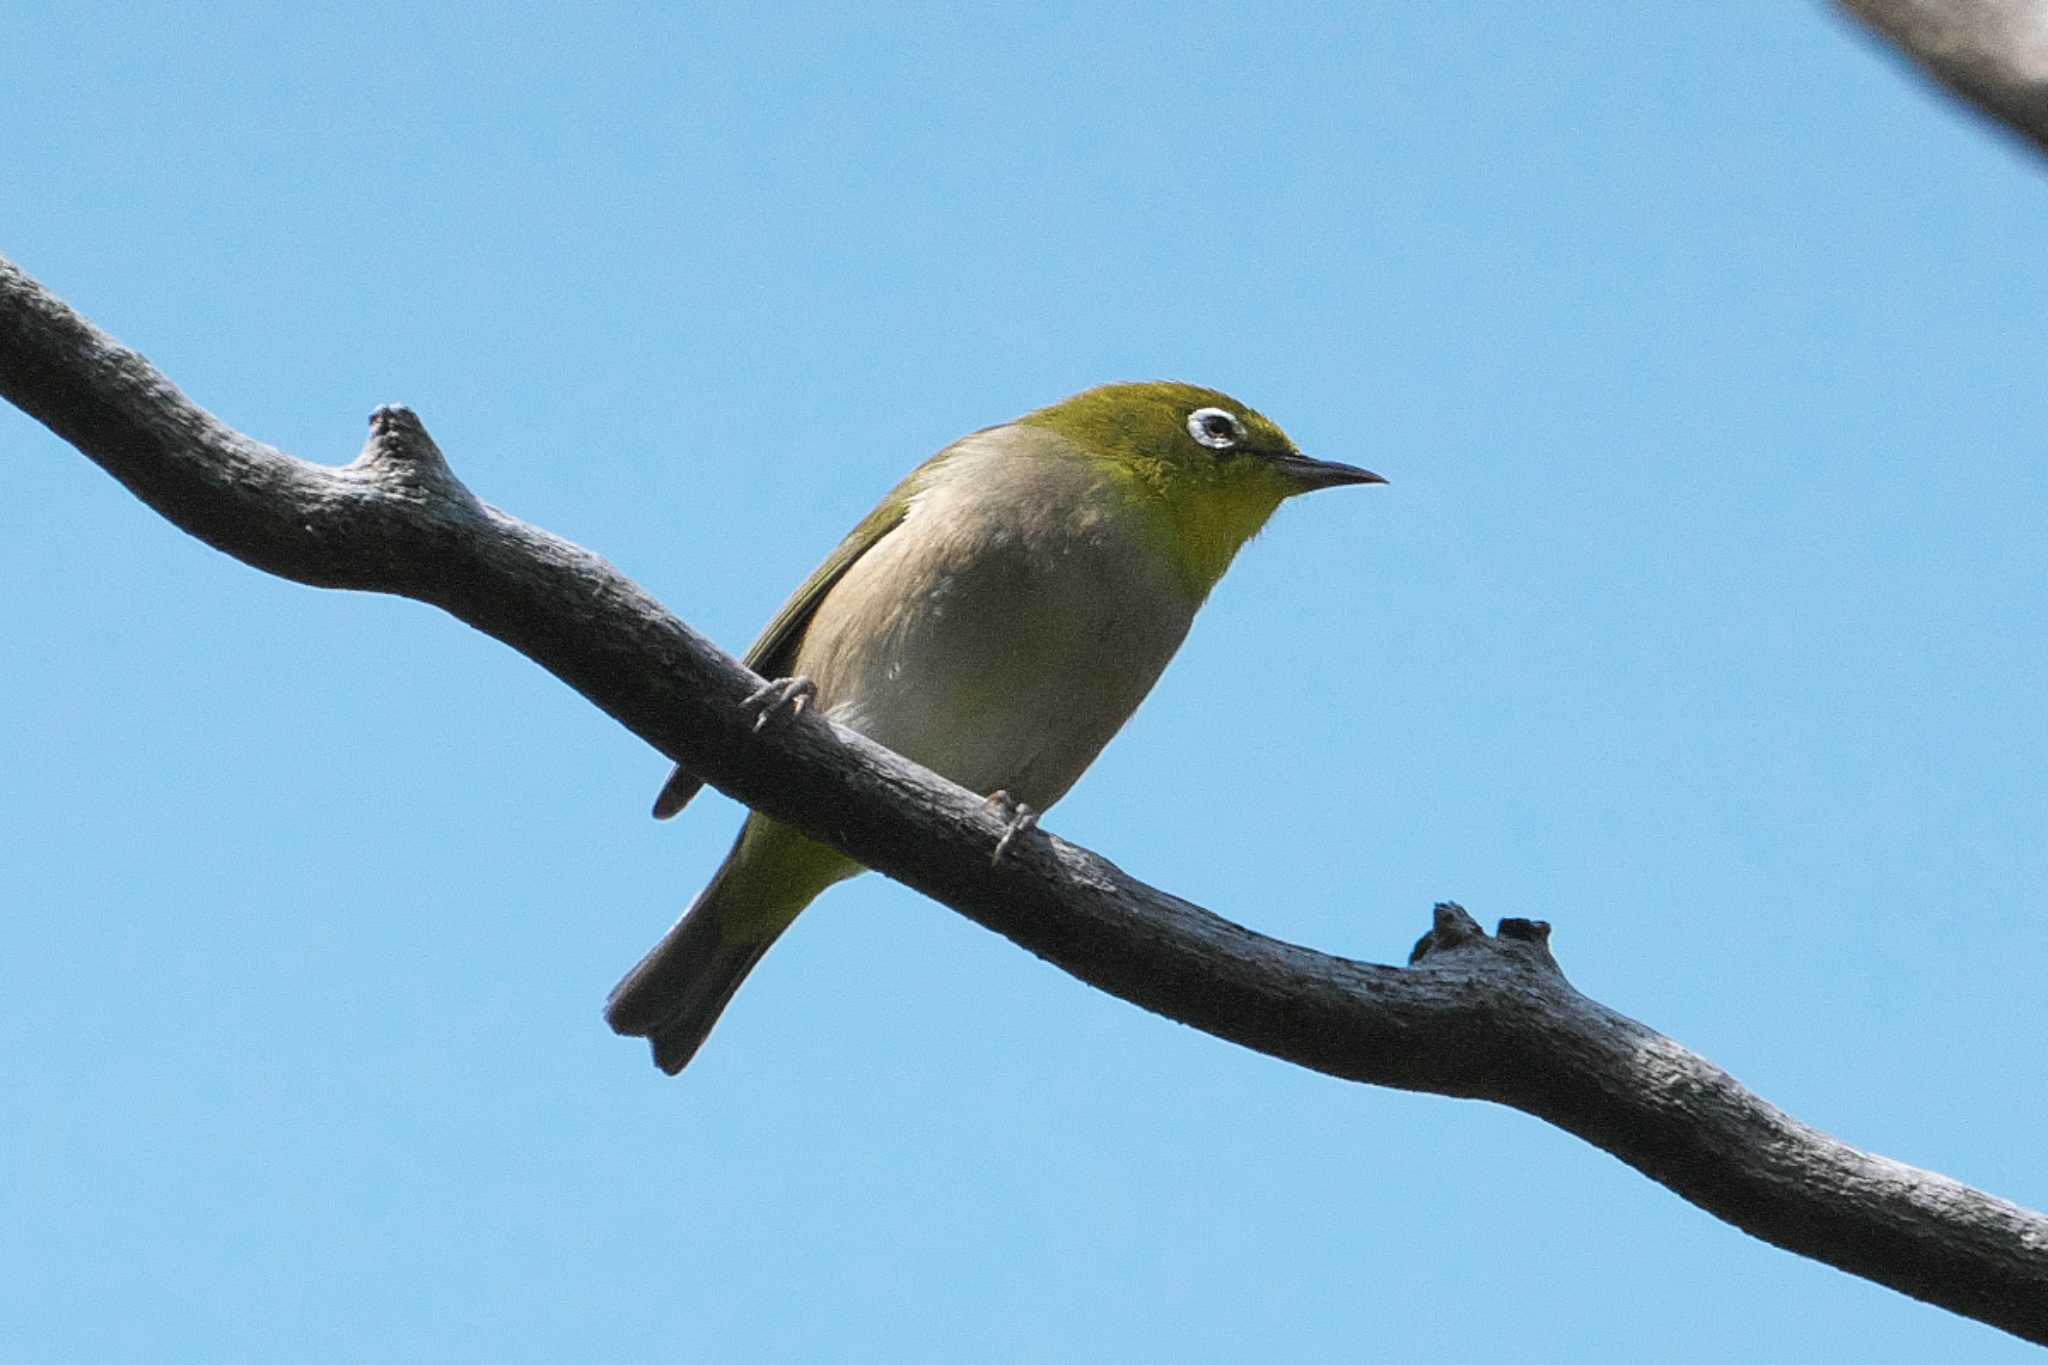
[1273, 452, 1388, 492]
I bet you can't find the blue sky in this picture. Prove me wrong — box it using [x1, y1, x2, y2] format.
[5, 3, 2046, 1361]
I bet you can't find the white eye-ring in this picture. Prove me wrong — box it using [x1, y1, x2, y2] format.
[1187, 406, 1246, 450]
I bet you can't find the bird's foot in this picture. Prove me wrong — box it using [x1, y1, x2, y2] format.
[744, 675, 818, 732]
[983, 790, 1039, 865]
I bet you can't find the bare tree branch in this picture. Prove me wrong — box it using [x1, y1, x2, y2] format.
[1835, 0, 2048, 156]
[5, 253, 2046, 1344]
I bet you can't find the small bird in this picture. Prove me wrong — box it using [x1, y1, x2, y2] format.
[605, 382, 1383, 1073]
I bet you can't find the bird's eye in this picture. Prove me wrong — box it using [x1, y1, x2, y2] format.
[1187, 407, 1245, 451]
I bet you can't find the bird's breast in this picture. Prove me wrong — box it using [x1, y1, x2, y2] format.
[793, 454, 1200, 808]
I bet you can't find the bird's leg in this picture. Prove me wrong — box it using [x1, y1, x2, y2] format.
[983, 789, 1039, 865]
[744, 675, 818, 732]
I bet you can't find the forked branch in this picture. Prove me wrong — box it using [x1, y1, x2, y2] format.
[4, 255, 2044, 1344]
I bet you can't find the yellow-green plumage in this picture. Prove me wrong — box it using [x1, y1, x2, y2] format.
[606, 382, 1382, 1074]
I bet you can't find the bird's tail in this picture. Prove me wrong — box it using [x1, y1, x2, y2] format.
[605, 819, 854, 1074]
[603, 891, 781, 1075]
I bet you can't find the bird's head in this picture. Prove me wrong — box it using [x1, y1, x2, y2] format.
[1019, 381, 1384, 593]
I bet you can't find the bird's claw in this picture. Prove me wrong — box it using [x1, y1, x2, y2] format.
[745, 675, 818, 732]
[984, 789, 1039, 865]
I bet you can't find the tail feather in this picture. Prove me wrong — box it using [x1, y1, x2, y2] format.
[609, 818, 861, 1074]
[605, 842, 794, 1074]
[605, 916, 779, 1074]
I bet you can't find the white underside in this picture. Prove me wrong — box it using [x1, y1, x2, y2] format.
[790, 425, 1203, 811]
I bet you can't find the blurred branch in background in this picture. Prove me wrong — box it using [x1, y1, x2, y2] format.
[1837, 0, 2048, 155]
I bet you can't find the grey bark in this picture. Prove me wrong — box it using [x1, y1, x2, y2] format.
[4, 255, 2046, 1344]
[1836, 0, 2048, 155]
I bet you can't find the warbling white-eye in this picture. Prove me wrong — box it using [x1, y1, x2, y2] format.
[606, 381, 1383, 1073]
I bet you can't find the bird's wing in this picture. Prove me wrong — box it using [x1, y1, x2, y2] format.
[649, 479, 919, 820]
[742, 492, 911, 681]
